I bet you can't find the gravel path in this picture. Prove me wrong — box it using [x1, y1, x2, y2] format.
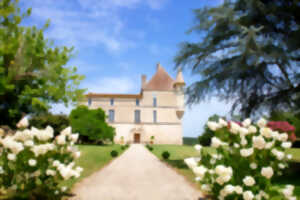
[70, 144, 202, 200]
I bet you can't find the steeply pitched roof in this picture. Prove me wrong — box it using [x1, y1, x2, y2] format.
[143, 63, 175, 91]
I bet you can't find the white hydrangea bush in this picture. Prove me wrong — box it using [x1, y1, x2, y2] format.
[0, 118, 82, 199]
[185, 118, 296, 200]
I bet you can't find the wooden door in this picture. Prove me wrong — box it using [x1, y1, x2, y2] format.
[134, 133, 140, 143]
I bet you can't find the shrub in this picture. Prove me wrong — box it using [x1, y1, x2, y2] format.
[162, 151, 170, 160]
[69, 106, 115, 144]
[269, 111, 300, 138]
[146, 144, 153, 151]
[29, 113, 70, 137]
[110, 150, 118, 157]
[185, 117, 296, 200]
[0, 118, 82, 200]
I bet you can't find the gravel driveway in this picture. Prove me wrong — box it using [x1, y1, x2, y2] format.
[70, 144, 202, 200]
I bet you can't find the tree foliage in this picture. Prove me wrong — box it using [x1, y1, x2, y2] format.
[29, 113, 70, 137]
[69, 105, 115, 143]
[0, 0, 85, 126]
[175, 0, 300, 117]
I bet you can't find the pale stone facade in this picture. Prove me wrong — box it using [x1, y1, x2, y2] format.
[81, 63, 185, 144]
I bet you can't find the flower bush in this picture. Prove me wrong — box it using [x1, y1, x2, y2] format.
[0, 118, 82, 200]
[185, 118, 296, 200]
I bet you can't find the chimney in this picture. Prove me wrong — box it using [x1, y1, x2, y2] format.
[157, 62, 162, 71]
[141, 75, 147, 89]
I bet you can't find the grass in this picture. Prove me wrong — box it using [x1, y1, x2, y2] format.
[151, 145, 300, 197]
[62, 144, 125, 189]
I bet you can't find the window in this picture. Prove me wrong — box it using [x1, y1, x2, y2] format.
[136, 99, 140, 106]
[153, 97, 157, 107]
[88, 98, 92, 106]
[153, 110, 157, 123]
[109, 110, 115, 122]
[135, 110, 141, 123]
[110, 98, 114, 106]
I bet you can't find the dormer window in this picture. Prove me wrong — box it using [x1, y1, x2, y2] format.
[110, 98, 114, 106]
[88, 98, 92, 106]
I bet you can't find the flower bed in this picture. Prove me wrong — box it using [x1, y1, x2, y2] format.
[0, 118, 82, 199]
[185, 118, 296, 200]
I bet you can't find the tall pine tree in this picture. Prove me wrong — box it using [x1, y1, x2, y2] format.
[175, 0, 300, 117]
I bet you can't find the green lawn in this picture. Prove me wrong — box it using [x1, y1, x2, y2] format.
[151, 145, 300, 197]
[62, 144, 125, 189]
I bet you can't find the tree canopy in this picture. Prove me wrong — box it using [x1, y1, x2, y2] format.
[69, 105, 115, 143]
[0, 0, 85, 126]
[175, 0, 300, 117]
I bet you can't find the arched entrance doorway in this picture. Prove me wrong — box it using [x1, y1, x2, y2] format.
[130, 127, 144, 144]
[134, 133, 141, 143]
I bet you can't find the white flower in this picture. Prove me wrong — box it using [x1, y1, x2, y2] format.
[239, 127, 249, 136]
[234, 143, 240, 148]
[265, 141, 274, 149]
[184, 157, 198, 169]
[257, 118, 267, 128]
[224, 184, 235, 195]
[61, 127, 72, 136]
[252, 136, 266, 150]
[14, 129, 33, 141]
[0, 166, 3, 174]
[243, 176, 256, 186]
[243, 191, 254, 200]
[240, 148, 253, 157]
[16, 117, 29, 128]
[240, 137, 248, 146]
[271, 149, 285, 160]
[271, 131, 280, 140]
[46, 169, 56, 176]
[248, 125, 257, 134]
[28, 159, 37, 166]
[260, 127, 272, 138]
[210, 159, 216, 165]
[194, 144, 202, 151]
[250, 163, 257, 169]
[282, 185, 295, 198]
[261, 167, 274, 179]
[192, 166, 207, 179]
[215, 165, 233, 185]
[287, 154, 292, 160]
[207, 121, 220, 131]
[56, 135, 66, 145]
[278, 163, 285, 169]
[230, 122, 240, 134]
[31, 143, 55, 157]
[282, 142, 292, 149]
[235, 186, 243, 194]
[1, 136, 24, 154]
[218, 118, 228, 127]
[23, 140, 33, 147]
[7, 153, 16, 161]
[242, 118, 251, 127]
[279, 133, 288, 142]
[211, 137, 226, 148]
[70, 134, 79, 143]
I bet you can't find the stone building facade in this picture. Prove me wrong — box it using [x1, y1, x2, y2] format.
[82, 63, 185, 144]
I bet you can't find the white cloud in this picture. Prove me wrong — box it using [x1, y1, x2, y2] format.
[183, 98, 232, 138]
[21, 0, 168, 53]
[82, 77, 139, 94]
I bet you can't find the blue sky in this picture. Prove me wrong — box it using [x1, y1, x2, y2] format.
[20, 0, 230, 137]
